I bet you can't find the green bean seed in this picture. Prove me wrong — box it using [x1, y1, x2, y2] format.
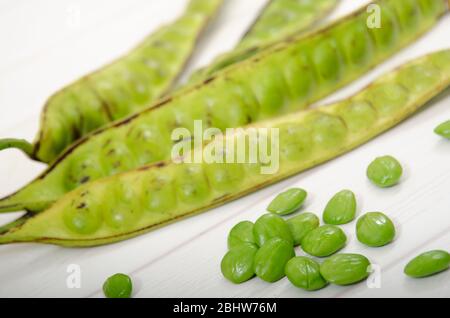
[103, 273, 133, 298]
[62, 195, 102, 235]
[228, 221, 255, 249]
[302, 225, 347, 257]
[267, 188, 307, 215]
[356, 212, 396, 247]
[320, 254, 371, 286]
[323, 190, 357, 225]
[221, 243, 259, 284]
[287, 213, 320, 246]
[253, 213, 294, 247]
[404, 250, 450, 278]
[367, 155, 403, 188]
[434, 120, 450, 139]
[285, 257, 328, 291]
[254, 238, 295, 283]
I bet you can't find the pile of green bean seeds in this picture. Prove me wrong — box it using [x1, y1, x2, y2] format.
[221, 151, 450, 290]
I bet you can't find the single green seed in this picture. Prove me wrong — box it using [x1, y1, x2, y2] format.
[103, 273, 133, 298]
[320, 254, 371, 286]
[253, 213, 294, 247]
[309, 112, 348, 149]
[254, 238, 295, 283]
[367, 155, 403, 188]
[287, 213, 320, 246]
[63, 208, 102, 235]
[338, 100, 378, 133]
[323, 190, 357, 225]
[227, 221, 256, 249]
[285, 257, 328, 291]
[404, 250, 450, 278]
[434, 120, 450, 139]
[301, 225, 347, 258]
[278, 124, 314, 161]
[398, 63, 441, 94]
[267, 188, 308, 215]
[221, 243, 259, 284]
[356, 212, 396, 247]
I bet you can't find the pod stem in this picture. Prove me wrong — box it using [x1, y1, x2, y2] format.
[0, 138, 35, 159]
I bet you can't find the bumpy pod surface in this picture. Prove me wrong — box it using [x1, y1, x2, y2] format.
[0, 50, 448, 247]
[0, 0, 446, 215]
[0, 0, 223, 163]
[188, 0, 338, 83]
[240, 0, 337, 49]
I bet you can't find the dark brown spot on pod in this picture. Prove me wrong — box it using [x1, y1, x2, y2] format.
[80, 176, 90, 184]
[77, 202, 87, 209]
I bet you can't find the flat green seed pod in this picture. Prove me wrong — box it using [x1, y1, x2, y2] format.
[0, 0, 446, 215]
[0, 50, 449, 247]
[188, 0, 339, 83]
[0, 0, 224, 164]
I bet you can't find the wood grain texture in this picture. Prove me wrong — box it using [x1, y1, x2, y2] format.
[0, 0, 449, 298]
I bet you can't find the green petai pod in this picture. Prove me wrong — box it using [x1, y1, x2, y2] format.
[0, 50, 449, 246]
[0, 0, 448, 214]
[187, 0, 339, 83]
[0, 0, 223, 163]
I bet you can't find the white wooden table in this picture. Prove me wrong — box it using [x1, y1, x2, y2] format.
[0, 0, 449, 298]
